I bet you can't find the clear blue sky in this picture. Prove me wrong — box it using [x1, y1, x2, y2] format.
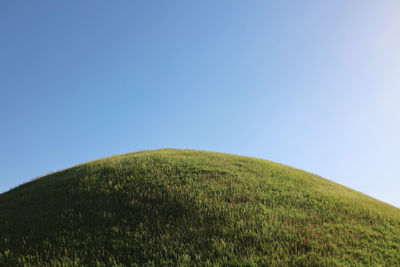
[1, 1, 399, 207]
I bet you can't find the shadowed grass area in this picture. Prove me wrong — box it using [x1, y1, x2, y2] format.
[1, 149, 399, 266]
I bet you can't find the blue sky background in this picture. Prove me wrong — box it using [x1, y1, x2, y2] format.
[1, 1, 399, 207]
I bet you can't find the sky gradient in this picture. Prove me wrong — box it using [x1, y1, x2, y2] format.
[1, 1, 399, 207]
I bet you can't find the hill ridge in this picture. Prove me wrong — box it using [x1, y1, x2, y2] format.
[1, 149, 399, 266]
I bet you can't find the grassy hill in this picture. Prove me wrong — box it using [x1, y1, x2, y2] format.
[0, 149, 399, 266]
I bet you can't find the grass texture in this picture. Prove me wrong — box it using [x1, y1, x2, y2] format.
[0, 149, 399, 266]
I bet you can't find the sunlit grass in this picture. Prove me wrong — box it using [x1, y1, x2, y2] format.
[1, 149, 399, 266]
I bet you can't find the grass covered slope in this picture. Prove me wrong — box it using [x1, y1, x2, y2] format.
[0, 149, 399, 266]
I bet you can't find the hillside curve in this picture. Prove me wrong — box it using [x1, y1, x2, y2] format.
[0, 149, 399, 266]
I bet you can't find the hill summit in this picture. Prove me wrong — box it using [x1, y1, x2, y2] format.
[1, 149, 399, 266]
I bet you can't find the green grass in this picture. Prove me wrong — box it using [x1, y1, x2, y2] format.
[1, 149, 399, 266]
